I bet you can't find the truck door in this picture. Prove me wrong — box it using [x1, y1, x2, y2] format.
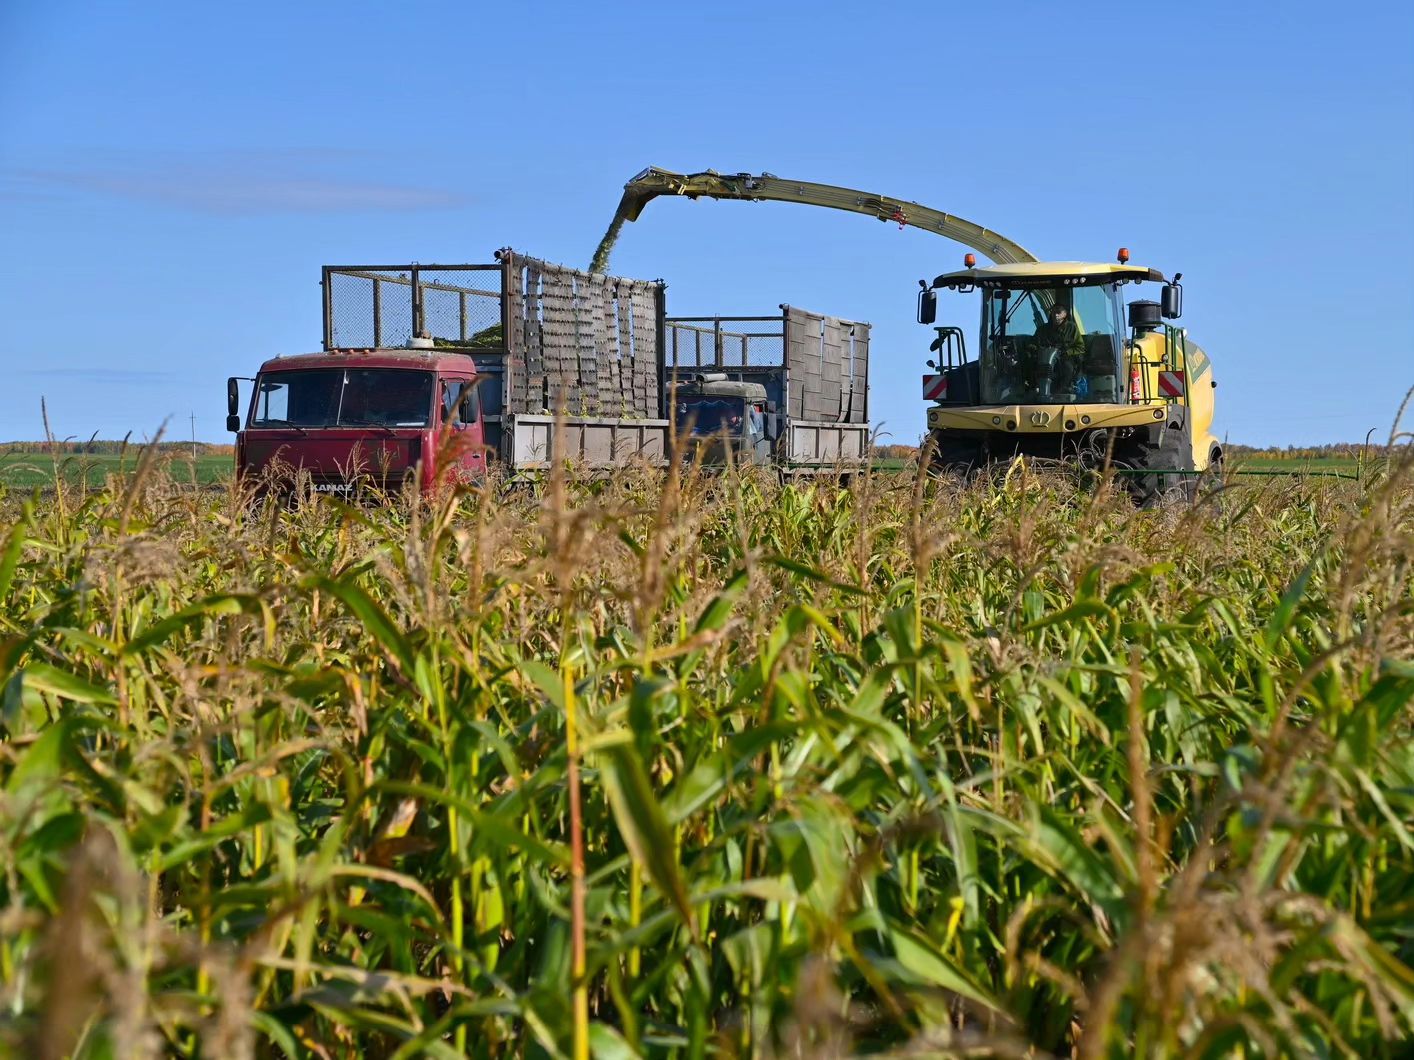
[440, 377, 486, 483]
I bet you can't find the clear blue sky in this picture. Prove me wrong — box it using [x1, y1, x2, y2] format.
[2, 1, 1411, 447]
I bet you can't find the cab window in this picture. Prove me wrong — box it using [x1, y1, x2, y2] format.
[441, 379, 480, 427]
[979, 282, 1124, 404]
[442, 380, 466, 425]
[459, 381, 480, 426]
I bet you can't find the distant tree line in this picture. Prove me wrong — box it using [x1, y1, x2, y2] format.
[0, 441, 232, 456]
[872, 443, 921, 460]
[1226, 442, 1398, 461]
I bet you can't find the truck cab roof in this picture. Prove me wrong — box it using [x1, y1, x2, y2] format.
[933, 261, 1166, 290]
[256, 348, 483, 374]
[672, 378, 769, 401]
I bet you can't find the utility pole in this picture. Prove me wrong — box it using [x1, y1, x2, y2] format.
[190, 411, 197, 463]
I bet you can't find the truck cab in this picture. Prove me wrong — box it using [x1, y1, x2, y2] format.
[918, 256, 1219, 496]
[671, 374, 772, 464]
[229, 344, 488, 495]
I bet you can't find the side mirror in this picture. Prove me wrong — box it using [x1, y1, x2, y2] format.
[1161, 281, 1183, 319]
[226, 414, 241, 433]
[227, 377, 240, 416]
[917, 287, 937, 325]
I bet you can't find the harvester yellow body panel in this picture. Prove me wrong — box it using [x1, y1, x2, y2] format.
[1124, 329, 1219, 471]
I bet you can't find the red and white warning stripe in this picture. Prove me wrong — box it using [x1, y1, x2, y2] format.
[922, 374, 948, 401]
[1158, 370, 1185, 398]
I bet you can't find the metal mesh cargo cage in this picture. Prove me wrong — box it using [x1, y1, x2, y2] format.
[665, 317, 786, 368]
[666, 307, 869, 424]
[322, 264, 506, 351]
[321, 253, 666, 419]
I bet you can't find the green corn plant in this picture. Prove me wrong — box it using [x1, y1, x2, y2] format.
[0, 440, 1410, 1057]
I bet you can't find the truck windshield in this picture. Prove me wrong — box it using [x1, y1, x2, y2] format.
[979, 283, 1125, 404]
[251, 368, 435, 428]
[679, 397, 745, 435]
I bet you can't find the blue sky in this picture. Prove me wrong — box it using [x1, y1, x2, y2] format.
[2, 1, 1411, 447]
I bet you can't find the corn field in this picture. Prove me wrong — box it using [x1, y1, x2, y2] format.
[1, 450, 1412, 1058]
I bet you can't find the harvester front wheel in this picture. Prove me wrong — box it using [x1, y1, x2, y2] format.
[1130, 444, 1197, 507]
[928, 433, 981, 478]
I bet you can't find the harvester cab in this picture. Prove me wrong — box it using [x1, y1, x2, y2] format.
[919, 252, 1220, 497]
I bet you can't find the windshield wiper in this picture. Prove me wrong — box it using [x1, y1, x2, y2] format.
[340, 419, 398, 436]
[257, 419, 308, 435]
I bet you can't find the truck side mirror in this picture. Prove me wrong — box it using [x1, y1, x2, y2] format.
[226, 377, 241, 431]
[1161, 281, 1183, 319]
[917, 287, 937, 325]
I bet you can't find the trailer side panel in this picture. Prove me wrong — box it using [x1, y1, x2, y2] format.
[507, 414, 671, 470]
[787, 421, 870, 467]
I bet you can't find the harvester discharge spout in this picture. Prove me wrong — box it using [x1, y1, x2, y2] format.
[590, 166, 1038, 273]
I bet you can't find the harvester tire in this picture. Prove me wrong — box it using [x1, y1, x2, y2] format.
[928, 434, 981, 479]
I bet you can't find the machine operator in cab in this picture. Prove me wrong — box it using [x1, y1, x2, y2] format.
[995, 293, 1087, 400]
[1028, 299, 1085, 396]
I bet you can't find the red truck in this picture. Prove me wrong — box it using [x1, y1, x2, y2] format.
[230, 346, 493, 495]
[228, 251, 872, 494]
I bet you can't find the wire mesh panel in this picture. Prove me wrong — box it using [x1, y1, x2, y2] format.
[377, 278, 414, 348]
[325, 271, 381, 349]
[667, 309, 867, 423]
[665, 318, 786, 368]
[419, 268, 504, 346]
[323, 265, 504, 350]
